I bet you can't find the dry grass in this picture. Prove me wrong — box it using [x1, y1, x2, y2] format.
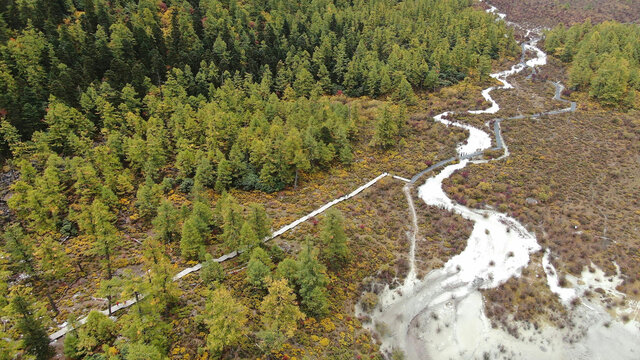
[485, 0, 640, 27]
[442, 69, 640, 325]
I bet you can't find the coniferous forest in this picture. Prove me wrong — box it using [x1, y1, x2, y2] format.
[1, 0, 640, 358]
[545, 20, 640, 107]
[0, 1, 520, 358]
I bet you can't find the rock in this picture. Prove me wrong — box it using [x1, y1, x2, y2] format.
[525, 197, 539, 205]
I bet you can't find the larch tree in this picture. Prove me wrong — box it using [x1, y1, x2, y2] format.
[296, 240, 329, 317]
[371, 105, 399, 149]
[142, 238, 181, 311]
[220, 196, 243, 251]
[76, 199, 120, 281]
[180, 216, 205, 260]
[0, 251, 19, 360]
[152, 199, 180, 243]
[7, 286, 53, 360]
[3, 225, 68, 314]
[319, 208, 350, 270]
[214, 157, 233, 193]
[247, 203, 272, 241]
[260, 278, 305, 339]
[246, 247, 272, 289]
[203, 287, 249, 357]
[392, 74, 417, 105]
[275, 257, 300, 287]
[239, 221, 260, 258]
[118, 342, 168, 360]
[136, 175, 163, 219]
[201, 254, 225, 287]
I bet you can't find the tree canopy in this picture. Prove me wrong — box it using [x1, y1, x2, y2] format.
[545, 21, 640, 107]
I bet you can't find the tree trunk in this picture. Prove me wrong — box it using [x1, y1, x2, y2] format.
[76, 259, 85, 274]
[294, 168, 299, 189]
[107, 295, 112, 316]
[135, 292, 142, 315]
[105, 246, 112, 280]
[45, 291, 59, 315]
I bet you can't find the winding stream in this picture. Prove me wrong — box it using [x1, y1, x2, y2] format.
[360, 3, 639, 360]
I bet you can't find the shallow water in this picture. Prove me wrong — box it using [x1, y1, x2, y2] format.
[360, 3, 639, 359]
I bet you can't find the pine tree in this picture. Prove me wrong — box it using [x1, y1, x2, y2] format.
[203, 287, 249, 357]
[319, 209, 350, 270]
[260, 278, 305, 338]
